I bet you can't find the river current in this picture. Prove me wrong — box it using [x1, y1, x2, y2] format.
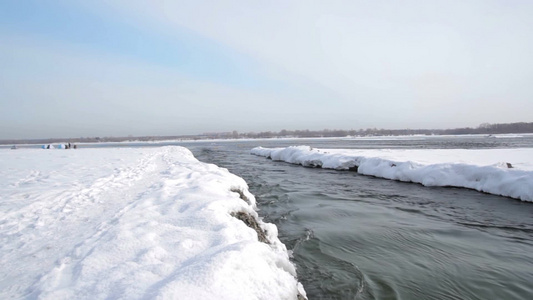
[7, 135, 533, 299]
[188, 135, 533, 300]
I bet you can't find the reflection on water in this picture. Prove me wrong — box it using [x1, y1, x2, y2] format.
[192, 138, 533, 300]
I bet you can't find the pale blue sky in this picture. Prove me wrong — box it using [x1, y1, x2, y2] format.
[0, 1, 272, 87]
[1, 0, 532, 139]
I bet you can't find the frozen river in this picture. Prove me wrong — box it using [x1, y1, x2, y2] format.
[4, 134, 533, 299]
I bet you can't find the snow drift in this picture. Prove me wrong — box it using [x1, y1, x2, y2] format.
[0, 146, 306, 299]
[251, 146, 533, 202]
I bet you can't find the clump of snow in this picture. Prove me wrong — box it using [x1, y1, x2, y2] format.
[0, 146, 306, 299]
[251, 146, 533, 202]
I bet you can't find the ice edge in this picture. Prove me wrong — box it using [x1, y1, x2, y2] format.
[251, 145, 533, 202]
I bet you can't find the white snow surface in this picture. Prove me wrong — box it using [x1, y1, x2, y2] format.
[0, 146, 305, 299]
[251, 146, 533, 202]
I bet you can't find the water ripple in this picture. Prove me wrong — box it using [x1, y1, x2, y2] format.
[191, 141, 533, 300]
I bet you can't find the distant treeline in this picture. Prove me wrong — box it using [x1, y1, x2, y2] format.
[238, 122, 533, 139]
[0, 135, 192, 145]
[2, 122, 533, 145]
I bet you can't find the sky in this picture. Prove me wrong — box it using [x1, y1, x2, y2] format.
[1, 0, 532, 139]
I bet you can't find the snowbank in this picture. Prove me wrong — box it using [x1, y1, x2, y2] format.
[0, 146, 306, 299]
[251, 146, 533, 202]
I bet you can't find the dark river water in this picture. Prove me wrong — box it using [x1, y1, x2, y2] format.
[7, 135, 533, 299]
[187, 135, 533, 300]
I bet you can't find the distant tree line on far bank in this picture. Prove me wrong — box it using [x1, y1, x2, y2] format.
[235, 122, 533, 139]
[2, 122, 533, 145]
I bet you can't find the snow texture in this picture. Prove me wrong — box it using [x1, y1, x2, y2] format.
[0, 146, 306, 299]
[251, 146, 533, 202]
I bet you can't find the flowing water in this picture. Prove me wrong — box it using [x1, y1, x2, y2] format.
[7, 135, 533, 299]
[187, 136, 533, 300]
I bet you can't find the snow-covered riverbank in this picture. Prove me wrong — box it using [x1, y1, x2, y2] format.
[0, 146, 305, 299]
[251, 146, 533, 202]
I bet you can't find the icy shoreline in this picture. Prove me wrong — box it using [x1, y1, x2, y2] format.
[251, 146, 533, 202]
[0, 146, 306, 299]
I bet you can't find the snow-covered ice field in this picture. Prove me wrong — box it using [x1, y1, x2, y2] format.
[0, 146, 305, 299]
[251, 146, 533, 202]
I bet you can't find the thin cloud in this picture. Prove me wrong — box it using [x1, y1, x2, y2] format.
[2, 1, 533, 138]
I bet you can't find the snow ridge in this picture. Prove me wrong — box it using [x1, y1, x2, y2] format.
[251, 146, 533, 202]
[0, 147, 306, 299]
